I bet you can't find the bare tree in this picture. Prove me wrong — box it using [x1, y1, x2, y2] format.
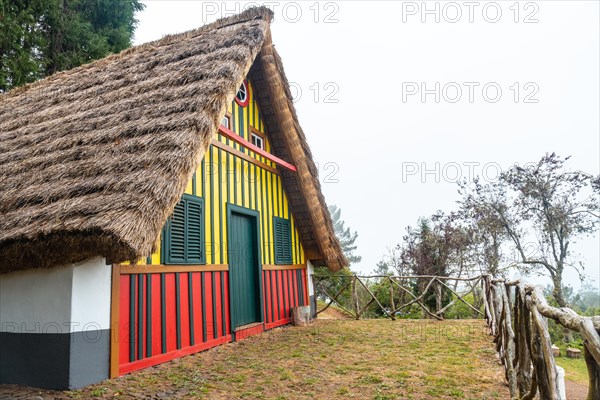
[459, 153, 599, 308]
[458, 200, 508, 277]
[372, 244, 407, 276]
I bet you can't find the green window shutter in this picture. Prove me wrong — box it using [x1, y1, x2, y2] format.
[167, 201, 186, 263]
[274, 217, 292, 265]
[163, 194, 205, 265]
[274, 218, 282, 262]
[186, 198, 204, 263]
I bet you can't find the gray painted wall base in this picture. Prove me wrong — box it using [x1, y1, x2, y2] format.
[0, 329, 110, 389]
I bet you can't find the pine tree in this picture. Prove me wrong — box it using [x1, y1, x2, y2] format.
[328, 204, 362, 265]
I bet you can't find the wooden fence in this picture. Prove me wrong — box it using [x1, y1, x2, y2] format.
[483, 277, 600, 400]
[312, 274, 484, 320]
[313, 274, 600, 400]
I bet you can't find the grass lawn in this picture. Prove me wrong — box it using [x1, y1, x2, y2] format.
[555, 347, 590, 384]
[2, 320, 509, 400]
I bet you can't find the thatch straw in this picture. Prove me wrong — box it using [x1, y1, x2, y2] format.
[0, 6, 346, 273]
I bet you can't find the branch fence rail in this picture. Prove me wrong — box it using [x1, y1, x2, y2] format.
[312, 273, 600, 400]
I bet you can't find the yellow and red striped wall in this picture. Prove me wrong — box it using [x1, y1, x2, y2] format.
[111, 79, 310, 377]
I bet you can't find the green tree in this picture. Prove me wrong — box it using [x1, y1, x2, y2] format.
[0, 0, 48, 89]
[328, 204, 362, 265]
[0, 0, 144, 92]
[44, 0, 144, 75]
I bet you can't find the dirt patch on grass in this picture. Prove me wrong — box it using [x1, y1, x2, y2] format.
[316, 305, 352, 320]
[565, 380, 589, 400]
[1, 320, 509, 400]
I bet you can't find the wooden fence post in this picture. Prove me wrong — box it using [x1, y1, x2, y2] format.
[526, 293, 560, 400]
[584, 344, 600, 400]
[482, 277, 494, 335]
[499, 283, 518, 397]
[435, 280, 443, 319]
[514, 285, 532, 396]
[351, 276, 360, 320]
[389, 278, 396, 321]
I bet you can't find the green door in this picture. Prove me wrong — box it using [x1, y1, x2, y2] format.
[229, 211, 260, 329]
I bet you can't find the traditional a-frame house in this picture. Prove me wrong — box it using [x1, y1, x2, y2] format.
[0, 8, 346, 390]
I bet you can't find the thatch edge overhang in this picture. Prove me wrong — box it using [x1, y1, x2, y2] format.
[249, 28, 347, 271]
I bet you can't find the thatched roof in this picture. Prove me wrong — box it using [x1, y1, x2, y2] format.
[0, 7, 347, 273]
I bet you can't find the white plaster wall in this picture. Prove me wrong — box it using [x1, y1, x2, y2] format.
[306, 260, 315, 296]
[71, 257, 111, 331]
[0, 257, 110, 333]
[1, 264, 73, 333]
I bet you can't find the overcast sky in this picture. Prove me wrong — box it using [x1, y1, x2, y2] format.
[135, 1, 600, 290]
